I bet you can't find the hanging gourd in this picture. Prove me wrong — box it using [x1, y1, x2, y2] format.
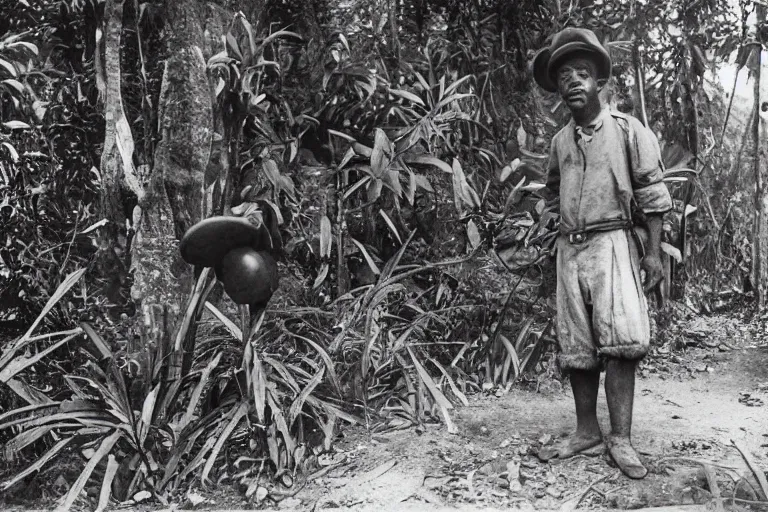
[180, 216, 280, 306]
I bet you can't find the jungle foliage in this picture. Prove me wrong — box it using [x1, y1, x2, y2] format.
[0, 0, 756, 509]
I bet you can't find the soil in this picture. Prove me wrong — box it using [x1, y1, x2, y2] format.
[3, 314, 768, 511]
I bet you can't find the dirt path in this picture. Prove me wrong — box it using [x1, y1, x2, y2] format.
[281, 316, 768, 512]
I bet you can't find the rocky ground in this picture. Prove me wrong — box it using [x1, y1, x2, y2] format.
[3, 311, 768, 512]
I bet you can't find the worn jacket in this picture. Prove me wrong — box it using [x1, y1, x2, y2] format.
[545, 108, 673, 235]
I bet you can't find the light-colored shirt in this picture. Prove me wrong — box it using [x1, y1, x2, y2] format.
[546, 108, 673, 235]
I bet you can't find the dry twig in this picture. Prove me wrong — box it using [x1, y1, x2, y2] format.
[559, 473, 613, 512]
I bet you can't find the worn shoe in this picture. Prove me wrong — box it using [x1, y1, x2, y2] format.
[606, 436, 647, 479]
[538, 432, 604, 461]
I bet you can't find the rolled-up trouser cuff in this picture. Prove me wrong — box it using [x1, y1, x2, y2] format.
[598, 344, 649, 361]
[558, 353, 600, 371]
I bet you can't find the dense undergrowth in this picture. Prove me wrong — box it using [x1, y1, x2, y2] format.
[0, 0, 756, 510]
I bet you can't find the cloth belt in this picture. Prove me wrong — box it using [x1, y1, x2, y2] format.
[560, 219, 634, 244]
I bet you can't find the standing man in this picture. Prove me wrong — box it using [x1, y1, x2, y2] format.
[532, 28, 672, 479]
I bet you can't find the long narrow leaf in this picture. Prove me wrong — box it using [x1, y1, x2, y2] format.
[289, 332, 341, 395]
[263, 356, 300, 394]
[402, 155, 452, 174]
[17, 269, 86, 345]
[305, 396, 360, 425]
[350, 238, 381, 275]
[178, 352, 223, 433]
[320, 215, 332, 258]
[173, 267, 212, 352]
[378, 230, 416, 281]
[378, 209, 402, 244]
[267, 390, 296, 464]
[95, 454, 119, 512]
[435, 92, 474, 112]
[391, 321, 421, 354]
[246, 344, 267, 423]
[5, 378, 54, 405]
[55, 430, 121, 512]
[162, 415, 220, 489]
[514, 318, 535, 352]
[429, 358, 469, 406]
[406, 346, 452, 411]
[0, 411, 112, 431]
[4, 424, 64, 458]
[259, 29, 303, 47]
[732, 439, 768, 499]
[0, 402, 59, 424]
[200, 401, 248, 486]
[178, 435, 216, 484]
[498, 333, 521, 382]
[1, 437, 73, 491]
[205, 302, 242, 339]
[439, 403, 458, 434]
[80, 322, 112, 359]
[137, 384, 159, 446]
[0, 332, 81, 383]
[443, 74, 472, 97]
[289, 367, 325, 426]
[389, 88, 425, 106]
[343, 175, 371, 200]
[361, 322, 381, 379]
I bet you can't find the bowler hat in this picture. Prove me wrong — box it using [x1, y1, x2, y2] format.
[533, 27, 612, 93]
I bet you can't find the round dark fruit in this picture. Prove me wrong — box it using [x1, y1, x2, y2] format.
[219, 247, 279, 305]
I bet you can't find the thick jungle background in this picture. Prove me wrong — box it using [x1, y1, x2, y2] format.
[1, 0, 767, 510]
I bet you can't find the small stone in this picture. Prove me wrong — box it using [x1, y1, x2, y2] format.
[546, 487, 562, 498]
[187, 491, 206, 507]
[133, 491, 152, 503]
[507, 460, 522, 492]
[279, 497, 301, 509]
[499, 439, 511, 449]
[255, 486, 268, 503]
[538, 434, 552, 445]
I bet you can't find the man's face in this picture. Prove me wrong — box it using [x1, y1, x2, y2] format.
[555, 55, 603, 111]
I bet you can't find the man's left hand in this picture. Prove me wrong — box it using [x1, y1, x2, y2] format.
[641, 253, 663, 294]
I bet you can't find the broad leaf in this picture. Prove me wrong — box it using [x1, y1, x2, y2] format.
[370, 129, 392, 178]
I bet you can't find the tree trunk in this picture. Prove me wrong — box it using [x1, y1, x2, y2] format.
[99, 0, 143, 304]
[130, 0, 213, 357]
[753, 4, 768, 308]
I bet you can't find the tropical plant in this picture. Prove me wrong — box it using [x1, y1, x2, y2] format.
[0, 267, 356, 510]
[0, 3, 106, 326]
